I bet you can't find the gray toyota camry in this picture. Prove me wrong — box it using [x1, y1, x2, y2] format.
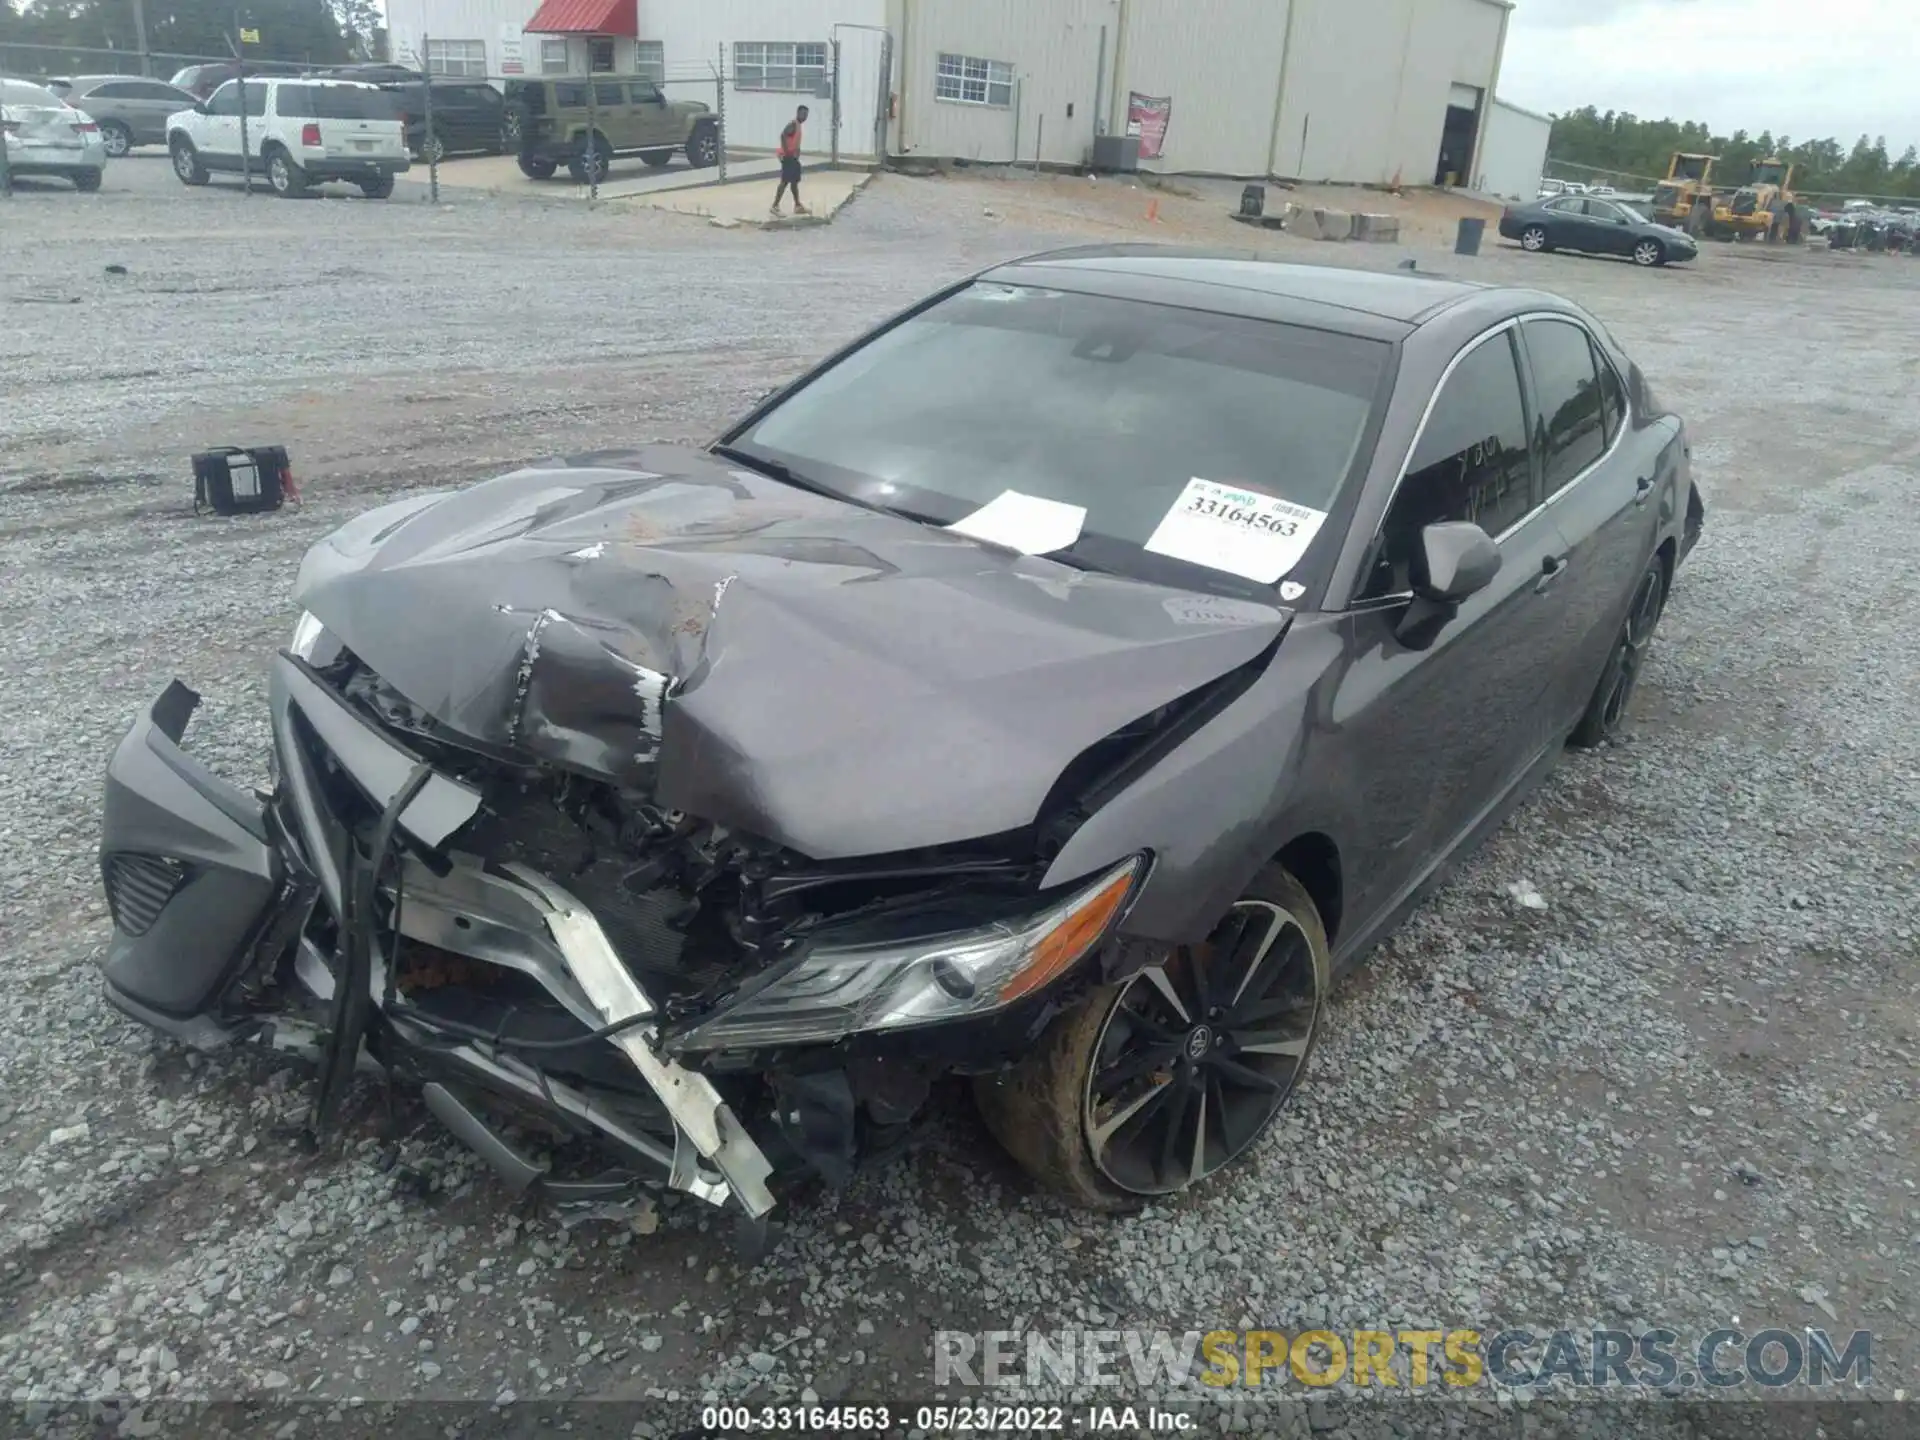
[98, 247, 1705, 1236]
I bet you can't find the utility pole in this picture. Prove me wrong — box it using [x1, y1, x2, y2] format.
[131, 0, 152, 77]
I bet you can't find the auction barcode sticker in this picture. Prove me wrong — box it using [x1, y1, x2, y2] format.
[1143, 478, 1328, 583]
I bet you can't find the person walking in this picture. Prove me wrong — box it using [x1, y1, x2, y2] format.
[772, 104, 810, 217]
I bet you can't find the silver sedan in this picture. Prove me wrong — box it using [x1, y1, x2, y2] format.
[2, 77, 109, 190]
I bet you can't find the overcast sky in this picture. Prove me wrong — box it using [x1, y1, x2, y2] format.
[1499, 0, 1918, 156]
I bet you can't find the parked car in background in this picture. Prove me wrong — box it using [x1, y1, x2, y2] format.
[95, 249, 1703, 1225]
[314, 64, 423, 85]
[168, 77, 409, 197]
[44, 74, 198, 155]
[1, 76, 108, 189]
[168, 60, 304, 100]
[379, 76, 506, 161]
[504, 74, 719, 181]
[1500, 194, 1699, 267]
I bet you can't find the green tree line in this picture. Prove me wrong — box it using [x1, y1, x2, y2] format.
[1547, 105, 1920, 201]
[0, 0, 377, 71]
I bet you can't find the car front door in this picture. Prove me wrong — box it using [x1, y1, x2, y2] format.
[1583, 199, 1637, 256]
[197, 80, 243, 166]
[629, 81, 676, 148]
[1519, 316, 1672, 728]
[1542, 196, 1588, 250]
[1330, 324, 1574, 929]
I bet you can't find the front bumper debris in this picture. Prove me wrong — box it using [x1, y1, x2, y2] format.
[98, 660, 779, 1222]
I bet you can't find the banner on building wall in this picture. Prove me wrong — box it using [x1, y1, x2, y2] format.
[498, 24, 525, 74]
[1126, 92, 1171, 160]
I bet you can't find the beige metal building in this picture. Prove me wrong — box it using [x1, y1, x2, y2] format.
[386, 0, 1515, 183]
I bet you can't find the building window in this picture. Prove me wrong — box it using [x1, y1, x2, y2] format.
[588, 37, 614, 72]
[633, 39, 664, 83]
[735, 41, 826, 93]
[426, 38, 488, 78]
[540, 37, 570, 73]
[936, 52, 1013, 107]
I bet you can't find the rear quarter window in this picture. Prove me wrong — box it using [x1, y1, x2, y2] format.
[280, 84, 402, 121]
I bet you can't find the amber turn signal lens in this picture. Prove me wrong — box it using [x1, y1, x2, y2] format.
[997, 864, 1137, 1004]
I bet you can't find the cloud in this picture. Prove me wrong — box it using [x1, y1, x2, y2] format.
[1499, 0, 1918, 152]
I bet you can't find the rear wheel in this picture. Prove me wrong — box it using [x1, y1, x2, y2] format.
[1569, 557, 1667, 749]
[171, 137, 208, 186]
[639, 148, 673, 168]
[99, 120, 133, 157]
[266, 147, 308, 198]
[72, 167, 103, 192]
[516, 152, 557, 180]
[418, 130, 447, 165]
[1520, 224, 1549, 252]
[975, 864, 1329, 1209]
[359, 172, 395, 199]
[686, 122, 720, 169]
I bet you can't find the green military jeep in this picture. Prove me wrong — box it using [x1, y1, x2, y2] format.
[504, 75, 720, 182]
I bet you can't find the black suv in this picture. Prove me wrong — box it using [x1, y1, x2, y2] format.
[377, 77, 506, 160]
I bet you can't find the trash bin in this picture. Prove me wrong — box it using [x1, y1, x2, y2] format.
[1240, 184, 1266, 218]
[1454, 216, 1485, 256]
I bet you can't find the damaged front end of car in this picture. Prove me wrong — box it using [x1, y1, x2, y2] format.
[97, 453, 1286, 1241]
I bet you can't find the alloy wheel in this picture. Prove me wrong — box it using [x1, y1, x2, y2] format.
[1599, 566, 1665, 730]
[1083, 900, 1319, 1196]
[1634, 240, 1662, 266]
[102, 124, 131, 157]
[1521, 228, 1546, 251]
[172, 145, 195, 180]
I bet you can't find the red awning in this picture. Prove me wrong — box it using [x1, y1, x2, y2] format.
[524, 0, 636, 36]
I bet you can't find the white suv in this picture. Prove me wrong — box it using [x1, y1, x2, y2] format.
[167, 76, 410, 198]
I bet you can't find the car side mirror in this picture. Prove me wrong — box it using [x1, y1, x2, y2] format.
[1412, 521, 1501, 603]
[193, 101, 209, 114]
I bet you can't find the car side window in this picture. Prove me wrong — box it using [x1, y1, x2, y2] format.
[206, 82, 241, 116]
[1592, 338, 1625, 444]
[243, 82, 268, 117]
[1524, 319, 1608, 494]
[1359, 330, 1534, 601]
[91, 81, 137, 98]
[630, 82, 662, 104]
[593, 81, 624, 108]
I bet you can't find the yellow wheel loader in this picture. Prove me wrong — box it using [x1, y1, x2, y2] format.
[1651, 152, 1719, 237]
[1710, 158, 1804, 243]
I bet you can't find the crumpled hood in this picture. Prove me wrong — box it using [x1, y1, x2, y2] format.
[297, 447, 1289, 859]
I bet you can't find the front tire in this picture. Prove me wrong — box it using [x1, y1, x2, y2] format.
[976, 864, 1329, 1210]
[99, 120, 133, 157]
[1632, 238, 1665, 267]
[1520, 225, 1549, 252]
[266, 147, 308, 198]
[171, 137, 208, 186]
[1569, 556, 1667, 749]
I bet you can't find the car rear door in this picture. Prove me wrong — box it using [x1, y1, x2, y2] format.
[127, 80, 196, 142]
[1333, 324, 1573, 927]
[1519, 316, 1670, 728]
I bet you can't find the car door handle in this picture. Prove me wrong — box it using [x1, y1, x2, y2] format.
[1535, 553, 1569, 593]
[1633, 475, 1654, 506]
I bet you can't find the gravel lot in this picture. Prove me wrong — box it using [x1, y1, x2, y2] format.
[2, 156, 1917, 1436]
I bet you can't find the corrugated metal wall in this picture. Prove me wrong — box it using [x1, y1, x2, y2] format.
[1474, 99, 1549, 199]
[1270, 0, 1506, 185]
[895, 0, 1112, 166]
[1116, 0, 1290, 176]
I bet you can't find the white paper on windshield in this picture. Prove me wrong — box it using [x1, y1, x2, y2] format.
[946, 490, 1087, 555]
[1143, 478, 1328, 583]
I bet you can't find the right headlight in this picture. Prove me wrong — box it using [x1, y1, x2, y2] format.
[673, 856, 1145, 1052]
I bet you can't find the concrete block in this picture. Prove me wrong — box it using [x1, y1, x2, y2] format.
[1310, 206, 1352, 240]
[1355, 212, 1401, 242]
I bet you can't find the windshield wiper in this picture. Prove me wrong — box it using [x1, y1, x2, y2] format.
[710, 444, 849, 504]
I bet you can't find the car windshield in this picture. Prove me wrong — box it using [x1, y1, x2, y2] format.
[726, 282, 1390, 595]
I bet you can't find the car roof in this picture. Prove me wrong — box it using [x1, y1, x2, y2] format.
[978, 245, 1492, 332]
